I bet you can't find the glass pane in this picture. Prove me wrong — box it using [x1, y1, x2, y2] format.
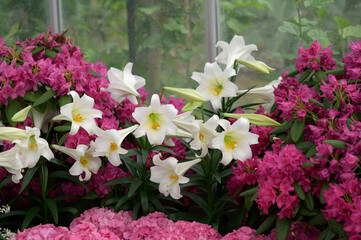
[219, 0, 361, 86]
[0, 0, 49, 44]
[61, 0, 206, 93]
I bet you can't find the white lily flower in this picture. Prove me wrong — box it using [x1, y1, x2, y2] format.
[150, 154, 201, 199]
[105, 63, 146, 105]
[215, 35, 258, 69]
[132, 94, 178, 145]
[0, 146, 24, 183]
[92, 125, 138, 166]
[190, 115, 219, 158]
[191, 62, 237, 110]
[237, 77, 282, 113]
[211, 118, 259, 165]
[52, 143, 101, 181]
[53, 91, 102, 135]
[13, 127, 54, 168]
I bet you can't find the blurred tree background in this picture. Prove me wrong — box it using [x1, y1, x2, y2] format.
[1, 0, 361, 93]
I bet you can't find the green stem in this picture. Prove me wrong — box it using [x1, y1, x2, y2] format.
[45, 120, 54, 141]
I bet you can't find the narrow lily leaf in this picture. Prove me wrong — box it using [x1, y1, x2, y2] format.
[140, 190, 149, 213]
[33, 89, 56, 107]
[163, 87, 206, 102]
[19, 165, 40, 194]
[11, 106, 32, 122]
[127, 178, 143, 197]
[182, 101, 203, 112]
[115, 195, 129, 211]
[291, 118, 305, 143]
[82, 191, 99, 200]
[45, 198, 58, 224]
[323, 140, 347, 149]
[21, 206, 41, 230]
[102, 177, 132, 187]
[276, 217, 291, 240]
[223, 113, 280, 127]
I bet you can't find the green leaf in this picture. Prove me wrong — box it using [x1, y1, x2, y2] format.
[45, 48, 57, 58]
[308, 29, 332, 48]
[33, 89, 55, 107]
[48, 171, 88, 190]
[334, 16, 353, 31]
[270, 120, 294, 134]
[19, 165, 39, 194]
[255, 214, 276, 235]
[138, 6, 160, 15]
[115, 195, 129, 211]
[328, 219, 347, 237]
[102, 177, 132, 187]
[278, 20, 300, 36]
[301, 161, 317, 169]
[54, 124, 71, 132]
[58, 95, 72, 107]
[55, 29, 68, 43]
[127, 178, 143, 197]
[309, 99, 324, 108]
[58, 207, 78, 215]
[143, 34, 162, 48]
[82, 191, 99, 200]
[291, 118, 305, 143]
[45, 198, 58, 224]
[323, 140, 347, 149]
[21, 206, 41, 230]
[0, 176, 12, 189]
[31, 46, 44, 55]
[276, 217, 291, 240]
[140, 190, 149, 213]
[294, 182, 305, 200]
[298, 70, 312, 83]
[342, 25, 361, 39]
[320, 182, 330, 204]
[39, 161, 48, 197]
[132, 200, 141, 219]
[325, 69, 346, 76]
[305, 191, 315, 211]
[244, 195, 254, 211]
[182, 191, 208, 214]
[150, 146, 176, 156]
[305, 145, 317, 158]
[317, 226, 336, 240]
[239, 186, 259, 197]
[296, 141, 314, 153]
[309, 214, 327, 226]
[5, 98, 20, 126]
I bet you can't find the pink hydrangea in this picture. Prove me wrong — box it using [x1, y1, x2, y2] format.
[222, 226, 270, 240]
[14, 224, 69, 240]
[170, 220, 222, 239]
[69, 207, 132, 237]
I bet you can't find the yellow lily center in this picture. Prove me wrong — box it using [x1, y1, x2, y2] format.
[148, 113, 161, 130]
[167, 171, 179, 187]
[73, 113, 84, 122]
[210, 80, 224, 96]
[28, 136, 38, 150]
[110, 142, 118, 152]
[80, 157, 88, 168]
[199, 133, 204, 142]
[224, 134, 238, 150]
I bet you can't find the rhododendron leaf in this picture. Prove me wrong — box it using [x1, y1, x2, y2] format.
[45, 198, 58, 224]
[82, 191, 99, 200]
[33, 89, 55, 107]
[270, 120, 293, 134]
[292, 202, 301, 218]
[296, 141, 313, 153]
[328, 219, 348, 237]
[323, 139, 347, 149]
[19, 165, 39, 194]
[325, 68, 346, 76]
[293, 182, 305, 200]
[56, 29, 68, 43]
[298, 69, 313, 83]
[304, 191, 315, 211]
[24, 91, 41, 102]
[6, 99, 20, 126]
[314, 71, 327, 83]
[31, 46, 44, 55]
[282, 70, 299, 78]
[58, 95, 72, 107]
[102, 177, 132, 187]
[320, 182, 330, 205]
[53, 46, 61, 53]
[309, 214, 327, 226]
[301, 161, 317, 169]
[309, 98, 324, 108]
[53, 124, 71, 132]
[21, 206, 41, 231]
[305, 145, 317, 158]
[291, 118, 305, 143]
[276, 217, 291, 240]
[45, 48, 57, 58]
[127, 178, 143, 197]
[239, 186, 259, 197]
[255, 214, 276, 235]
[318, 226, 336, 240]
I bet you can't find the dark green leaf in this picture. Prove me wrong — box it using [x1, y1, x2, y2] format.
[48, 171, 88, 190]
[270, 120, 293, 134]
[40, 161, 48, 196]
[19, 165, 39, 194]
[309, 98, 324, 108]
[255, 214, 276, 235]
[127, 178, 143, 197]
[58, 207, 78, 215]
[282, 70, 299, 78]
[305, 191, 315, 211]
[291, 118, 305, 143]
[45, 198, 58, 224]
[54, 124, 71, 132]
[31, 46, 44, 55]
[309, 214, 327, 226]
[244, 195, 254, 211]
[150, 145, 176, 156]
[53, 46, 61, 53]
[298, 70, 312, 83]
[45, 48, 57, 58]
[239, 186, 259, 197]
[325, 69, 346, 75]
[276, 217, 291, 240]
[328, 219, 347, 237]
[305, 145, 317, 158]
[132, 200, 141, 219]
[294, 182, 305, 200]
[33, 89, 55, 107]
[317, 226, 336, 240]
[58, 95, 72, 107]
[296, 141, 314, 153]
[115, 195, 129, 211]
[323, 140, 347, 149]
[140, 190, 149, 213]
[298, 206, 318, 216]
[5, 98, 20, 126]
[21, 206, 41, 230]
[301, 161, 317, 169]
[49, 158, 67, 167]
[102, 177, 132, 187]
[82, 191, 99, 200]
[0, 177, 12, 189]
[182, 191, 208, 214]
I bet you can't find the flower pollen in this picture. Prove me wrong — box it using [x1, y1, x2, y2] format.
[167, 171, 179, 187]
[109, 142, 118, 152]
[80, 157, 88, 168]
[28, 136, 38, 150]
[224, 134, 238, 150]
[73, 113, 84, 122]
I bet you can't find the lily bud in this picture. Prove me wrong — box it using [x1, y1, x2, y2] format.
[163, 87, 206, 103]
[236, 59, 275, 74]
[11, 106, 32, 122]
[223, 113, 281, 127]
